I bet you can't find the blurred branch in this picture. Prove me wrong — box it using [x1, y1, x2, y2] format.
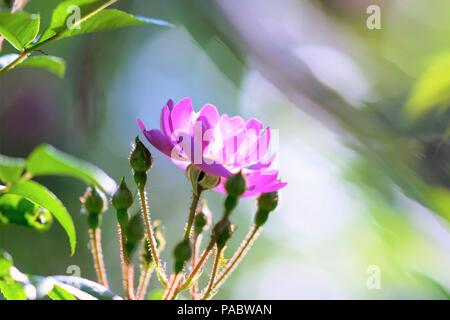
[184, 0, 449, 220]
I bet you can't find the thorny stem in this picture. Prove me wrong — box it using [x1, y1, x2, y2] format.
[174, 239, 215, 296]
[88, 228, 109, 289]
[117, 224, 135, 300]
[138, 188, 168, 287]
[163, 273, 182, 300]
[213, 225, 261, 292]
[184, 190, 202, 241]
[136, 264, 154, 300]
[189, 233, 202, 299]
[201, 246, 222, 300]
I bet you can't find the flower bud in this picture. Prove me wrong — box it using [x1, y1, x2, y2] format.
[254, 208, 270, 227]
[130, 136, 153, 173]
[80, 186, 107, 215]
[141, 220, 165, 267]
[224, 195, 238, 212]
[212, 218, 234, 249]
[112, 177, 134, 211]
[225, 172, 246, 198]
[125, 214, 145, 258]
[194, 212, 208, 235]
[126, 214, 144, 245]
[173, 239, 192, 273]
[193, 200, 211, 235]
[257, 192, 279, 212]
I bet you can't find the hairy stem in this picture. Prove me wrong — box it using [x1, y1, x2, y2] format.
[189, 233, 202, 299]
[117, 224, 135, 300]
[175, 239, 214, 296]
[136, 264, 154, 300]
[184, 190, 202, 241]
[163, 273, 182, 300]
[201, 246, 222, 300]
[213, 225, 261, 291]
[138, 188, 167, 287]
[88, 228, 108, 289]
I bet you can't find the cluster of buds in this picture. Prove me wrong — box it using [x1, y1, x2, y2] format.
[77, 131, 283, 300]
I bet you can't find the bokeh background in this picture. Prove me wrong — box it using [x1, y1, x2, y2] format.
[1, 0, 450, 299]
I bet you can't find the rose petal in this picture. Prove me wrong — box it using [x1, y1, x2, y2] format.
[170, 97, 194, 134]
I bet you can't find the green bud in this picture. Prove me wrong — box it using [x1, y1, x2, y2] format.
[254, 208, 270, 227]
[141, 220, 165, 267]
[224, 195, 238, 212]
[225, 172, 246, 198]
[140, 240, 153, 268]
[193, 212, 208, 235]
[257, 192, 279, 212]
[173, 239, 192, 273]
[130, 136, 153, 172]
[193, 200, 211, 235]
[126, 214, 145, 245]
[112, 177, 134, 210]
[80, 186, 107, 215]
[212, 218, 234, 249]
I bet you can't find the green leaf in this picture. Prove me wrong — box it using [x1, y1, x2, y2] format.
[35, 0, 171, 46]
[0, 280, 27, 300]
[0, 12, 40, 50]
[0, 154, 25, 184]
[6, 180, 76, 255]
[405, 53, 450, 120]
[52, 276, 122, 300]
[48, 284, 77, 300]
[0, 250, 13, 277]
[0, 194, 53, 231]
[17, 55, 66, 78]
[26, 144, 116, 194]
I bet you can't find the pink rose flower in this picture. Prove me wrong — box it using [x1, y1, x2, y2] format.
[138, 98, 286, 197]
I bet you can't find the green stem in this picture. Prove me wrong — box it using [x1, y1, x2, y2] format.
[138, 188, 168, 287]
[184, 190, 202, 241]
[174, 239, 214, 296]
[136, 264, 154, 300]
[163, 273, 182, 300]
[117, 224, 134, 299]
[88, 228, 108, 289]
[213, 225, 261, 292]
[201, 246, 222, 300]
[189, 233, 202, 299]
[0, 50, 29, 75]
